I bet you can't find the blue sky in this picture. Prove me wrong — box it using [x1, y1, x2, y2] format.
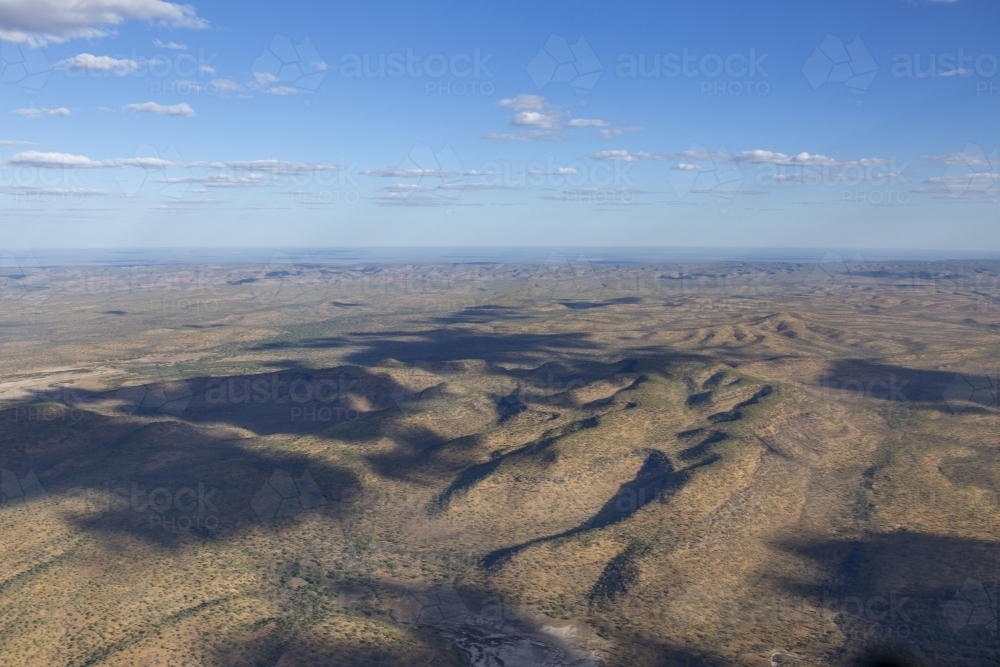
[0, 0, 997, 249]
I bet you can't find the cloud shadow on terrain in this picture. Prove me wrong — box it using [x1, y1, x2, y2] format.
[772, 531, 1000, 666]
[820, 359, 998, 413]
[252, 329, 605, 365]
[0, 317, 711, 558]
[431, 304, 532, 324]
[0, 324, 686, 551]
[0, 404, 361, 549]
[558, 296, 644, 310]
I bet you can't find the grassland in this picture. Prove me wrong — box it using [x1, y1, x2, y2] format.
[1, 258, 999, 666]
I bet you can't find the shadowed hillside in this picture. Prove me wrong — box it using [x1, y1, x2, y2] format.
[1, 260, 999, 666]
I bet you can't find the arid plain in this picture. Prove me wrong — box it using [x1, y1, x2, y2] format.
[1, 258, 999, 666]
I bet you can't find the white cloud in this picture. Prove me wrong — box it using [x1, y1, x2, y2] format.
[491, 94, 562, 141]
[0, 139, 31, 145]
[2, 152, 342, 177]
[933, 151, 989, 167]
[437, 182, 515, 191]
[362, 167, 458, 178]
[153, 38, 186, 50]
[589, 147, 889, 170]
[917, 172, 998, 198]
[378, 183, 427, 192]
[590, 149, 658, 162]
[6, 151, 175, 169]
[373, 192, 421, 203]
[592, 149, 631, 161]
[0, 184, 108, 196]
[498, 94, 546, 111]
[157, 173, 267, 188]
[529, 167, 578, 176]
[373, 192, 466, 207]
[675, 163, 699, 171]
[731, 150, 838, 167]
[724, 150, 888, 169]
[483, 130, 560, 143]
[567, 118, 609, 128]
[5, 151, 102, 168]
[938, 68, 971, 77]
[510, 109, 561, 129]
[210, 78, 242, 94]
[0, 0, 208, 46]
[563, 187, 643, 195]
[58, 53, 141, 75]
[124, 101, 195, 116]
[771, 172, 904, 184]
[249, 69, 307, 96]
[252, 72, 279, 87]
[171, 78, 240, 95]
[490, 94, 636, 143]
[597, 125, 642, 140]
[154, 197, 227, 208]
[690, 187, 766, 196]
[265, 86, 299, 96]
[197, 64, 215, 74]
[669, 149, 721, 161]
[113, 156, 175, 168]
[13, 107, 71, 117]
[210, 160, 341, 175]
